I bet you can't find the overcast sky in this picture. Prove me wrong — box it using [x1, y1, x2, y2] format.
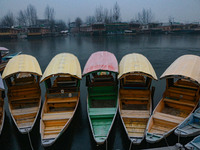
[1, 0, 200, 23]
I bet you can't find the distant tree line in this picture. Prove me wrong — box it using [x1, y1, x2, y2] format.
[0, 4, 67, 31]
[0, 2, 156, 31]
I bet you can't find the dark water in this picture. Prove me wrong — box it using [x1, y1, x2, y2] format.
[0, 35, 200, 150]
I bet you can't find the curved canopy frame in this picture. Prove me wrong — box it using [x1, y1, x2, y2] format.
[160, 55, 200, 85]
[2, 54, 42, 79]
[82, 51, 118, 76]
[40, 53, 82, 82]
[118, 53, 157, 80]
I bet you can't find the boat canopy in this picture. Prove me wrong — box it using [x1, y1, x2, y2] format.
[160, 54, 200, 85]
[40, 53, 82, 82]
[2, 54, 42, 79]
[82, 51, 118, 76]
[0, 47, 9, 51]
[118, 53, 157, 80]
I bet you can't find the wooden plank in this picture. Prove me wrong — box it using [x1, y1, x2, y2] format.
[164, 98, 196, 107]
[168, 87, 197, 96]
[154, 112, 185, 124]
[12, 107, 38, 116]
[124, 122, 146, 128]
[121, 110, 150, 118]
[43, 134, 57, 139]
[128, 132, 144, 137]
[45, 126, 63, 132]
[47, 97, 78, 103]
[44, 120, 67, 127]
[126, 127, 145, 133]
[44, 130, 60, 135]
[18, 121, 33, 128]
[43, 112, 73, 121]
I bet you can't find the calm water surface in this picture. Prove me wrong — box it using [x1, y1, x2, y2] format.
[0, 35, 200, 150]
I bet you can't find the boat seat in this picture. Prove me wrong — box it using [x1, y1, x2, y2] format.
[121, 110, 150, 118]
[153, 112, 185, 124]
[43, 112, 73, 121]
[120, 95, 149, 101]
[12, 107, 38, 116]
[89, 108, 116, 118]
[164, 97, 196, 107]
[47, 97, 78, 103]
[167, 86, 197, 97]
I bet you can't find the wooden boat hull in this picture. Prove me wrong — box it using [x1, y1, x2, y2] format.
[175, 108, 200, 137]
[40, 93, 80, 147]
[9, 97, 41, 134]
[118, 88, 152, 145]
[87, 96, 118, 145]
[146, 97, 198, 143]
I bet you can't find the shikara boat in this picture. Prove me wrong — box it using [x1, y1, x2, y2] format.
[118, 53, 157, 144]
[175, 107, 200, 137]
[146, 55, 200, 143]
[83, 51, 118, 145]
[185, 135, 200, 150]
[0, 75, 5, 135]
[40, 53, 81, 147]
[0, 47, 21, 72]
[2, 54, 42, 134]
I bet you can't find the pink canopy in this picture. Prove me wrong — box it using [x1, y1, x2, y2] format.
[0, 47, 9, 51]
[83, 51, 118, 76]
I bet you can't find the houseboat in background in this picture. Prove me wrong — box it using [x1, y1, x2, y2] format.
[91, 23, 106, 36]
[27, 27, 51, 38]
[106, 23, 129, 35]
[0, 27, 20, 39]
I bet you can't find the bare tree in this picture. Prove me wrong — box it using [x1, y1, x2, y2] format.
[108, 9, 113, 23]
[1, 12, 15, 27]
[85, 16, 96, 25]
[75, 17, 82, 31]
[113, 2, 121, 22]
[26, 4, 37, 26]
[103, 8, 109, 24]
[95, 5, 104, 22]
[44, 5, 55, 22]
[56, 20, 67, 31]
[137, 8, 154, 24]
[17, 10, 27, 26]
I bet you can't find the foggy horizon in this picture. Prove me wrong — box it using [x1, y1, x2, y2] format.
[1, 0, 200, 23]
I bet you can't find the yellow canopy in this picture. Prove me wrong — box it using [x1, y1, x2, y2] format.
[160, 54, 200, 85]
[118, 53, 157, 80]
[40, 53, 82, 82]
[2, 54, 42, 79]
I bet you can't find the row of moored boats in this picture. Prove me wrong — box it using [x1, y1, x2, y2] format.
[0, 51, 200, 148]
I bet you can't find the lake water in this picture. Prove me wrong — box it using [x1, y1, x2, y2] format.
[0, 34, 200, 150]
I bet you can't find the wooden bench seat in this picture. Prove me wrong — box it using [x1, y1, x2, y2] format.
[12, 107, 38, 116]
[167, 87, 197, 97]
[47, 97, 78, 103]
[89, 108, 116, 117]
[9, 95, 40, 101]
[43, 112, 73, 121]
[120, 95, 149, 101]
[164, 98, 196, 107]
[153, 112, 185, 124]
[121, 110, 150, 118]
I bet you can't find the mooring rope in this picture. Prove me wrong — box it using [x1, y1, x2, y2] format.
[106, 139, 108, 150]
[178, 130, 180, 144]
[128, 140, 133, 150]
[26, 129, 34, 150]
[164, 136, 170, 149]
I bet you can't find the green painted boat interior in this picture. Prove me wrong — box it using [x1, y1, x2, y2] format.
[88, 85, 118, 142]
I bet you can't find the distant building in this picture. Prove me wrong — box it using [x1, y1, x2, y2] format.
[106, 23, 129, 35]
[91, 23, 106, 35]
[27, 27, 51, 38]
[0, 27, 20, 39]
